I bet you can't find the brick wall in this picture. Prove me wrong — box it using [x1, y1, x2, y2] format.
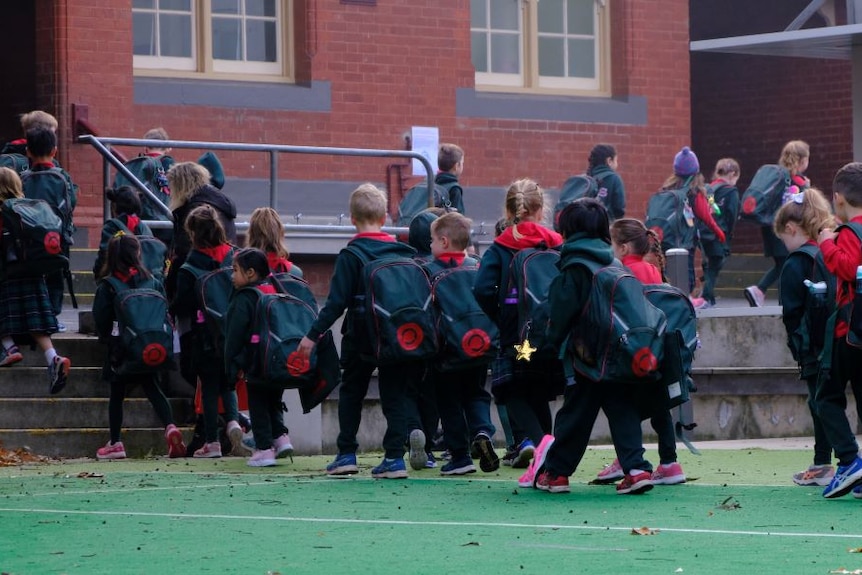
[19, 0, 693, 247]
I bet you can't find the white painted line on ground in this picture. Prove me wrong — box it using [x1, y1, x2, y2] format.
[0, 507, 859, 540]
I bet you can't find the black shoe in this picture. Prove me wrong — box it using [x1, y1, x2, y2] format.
[471, 432, 500, 472]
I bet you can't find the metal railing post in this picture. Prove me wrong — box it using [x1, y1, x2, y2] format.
[270, 150, 279, 212]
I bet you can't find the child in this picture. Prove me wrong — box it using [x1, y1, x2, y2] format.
[171, 204, 243, 458]
[436, 143, 465, 215]
[697, 159, 741, 308]
[223, 247, 294, 467]
[586, 144, 626, 221]
[93, 186, 153, 279]
[22, 127, 78, 329]
[534, 198, 654, 495]
[815, 161, 862, 498]
[0, 110, 59, 173]
[92, 235, 185, 459]
[473, 179, 564, 475]
[246, 207, 302, 277]
[773, 189, 837, 487]
[297, 183, 426, 478]
[424, 212, 498, 475]
[0, 167, 70, 393]
[746, 140, 811, 307]
[594, 218, 685, 486]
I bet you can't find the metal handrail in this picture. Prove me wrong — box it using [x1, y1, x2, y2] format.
[77, 135, 436, 231]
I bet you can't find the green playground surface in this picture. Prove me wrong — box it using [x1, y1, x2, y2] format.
[0, 445, 861, 575]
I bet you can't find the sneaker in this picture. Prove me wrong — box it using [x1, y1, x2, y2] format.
[690, 297, 707, 309]
[744, 286, 765, 307]
[371, 457, 408, 479]
[822, 456, 862, 498]
[247, 448, 277, 467]
[792, 464, 835, 487]
[0, 346, 23, 368]
[511, 438, 535, 469]
[651, 462, 686, 485]
[440, 455, 476, 476]
[225, 421, 251, 456]
[525, 434, 556, 487]
[165, 424, 186, 458]
[47, 355, 71, 395]
[596, 458, 624, 482]
[471, 432, 500, 473]
[273, 434, 294, 460]
[326, 453, 358, 476]
[56, 321, 68, 333]
[193, 441, 222, 458]
[617, 470, 654, 495]
[96, 441, 126, 460]
[501, 445, 518, 467]
[425, 452, 437, 469]
[853, 485, 862, 499]
[408, 429, 427, 471]
[536, 471, 570, 493]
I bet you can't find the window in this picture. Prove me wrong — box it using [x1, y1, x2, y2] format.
[471, 0, 608, 93]
[133, 0, 290, 79]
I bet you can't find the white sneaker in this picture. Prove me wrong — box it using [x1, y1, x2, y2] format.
[226, 420, 251, 456]
[744, 286, 765, 307]
[193, 441, 222, 458]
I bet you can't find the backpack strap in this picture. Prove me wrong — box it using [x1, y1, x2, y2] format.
[103, 275, 128, 296]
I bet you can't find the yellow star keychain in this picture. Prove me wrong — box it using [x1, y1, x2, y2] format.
[514, 339, 537, 362]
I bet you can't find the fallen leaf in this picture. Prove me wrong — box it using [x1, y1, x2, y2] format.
[716, 496, 741, 510]
[77, 472, 104, 479]
[850, 548, 862, 554]
[461, 541, 481, 546]
[631, 527, 659, 536]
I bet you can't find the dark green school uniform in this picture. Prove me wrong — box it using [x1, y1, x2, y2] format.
[588, 164, 625, 221]
[305, 233, 425, 460]
[542, 233, 652, 477]
[435, 172, 465, 215]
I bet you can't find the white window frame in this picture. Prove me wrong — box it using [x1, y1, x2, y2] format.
[133, 0, 292, 82]
[472, 0, 610, 95]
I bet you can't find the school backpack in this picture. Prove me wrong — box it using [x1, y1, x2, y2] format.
[396, 180, 460, 227]
[508, 246, 561, 362]
[0, 153, 29, 174]
[426, 259, 500, 371]
[345, 246, 439, 365]
[106, 218, 168, 282]
[553, 174, 601, 231]
[567, 258, 667, 384]
[114, 155, 171, 222]
[180, 249, 235, 359]
[270, 271, 318, 312]
[786, 244, 835, 377]
[643, 284, 698, 408]
[20, 166, 75, 248]
[645, 187, 696, 251]
[104, 276, 175, 375]
[0, 197, 69, 280]
[739, 164, 793, 226]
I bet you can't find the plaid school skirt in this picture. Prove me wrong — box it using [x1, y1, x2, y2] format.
[0, 276, 58, 336]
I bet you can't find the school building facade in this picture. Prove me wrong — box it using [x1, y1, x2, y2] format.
[0, 0, 857, 264]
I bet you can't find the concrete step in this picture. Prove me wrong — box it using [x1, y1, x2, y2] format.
[0, 397, 193, 429]
[18, 333, 109, 368]
[0, 427, 194, 459]
[0, 366, 195, 399]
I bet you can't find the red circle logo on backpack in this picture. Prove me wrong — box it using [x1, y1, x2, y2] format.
[44, 232, 62, 255]
[648, 226, 663, 242]
[396, 323, 424, 351]
[631, 347, 658, 378]
[286, 351, 310, 376]
[142, 343, 167, 366]
[742, 196, 757, 215]
[462, 329, 491, 358]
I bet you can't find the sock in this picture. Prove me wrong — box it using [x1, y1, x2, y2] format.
[44, 348, 58, 365]
[1, 336, 14, 350]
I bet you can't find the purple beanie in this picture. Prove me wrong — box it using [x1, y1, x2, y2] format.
[673, 146, 700, 177]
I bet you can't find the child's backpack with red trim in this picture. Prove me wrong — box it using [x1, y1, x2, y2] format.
[567, 258, 667, 384]
[0, 197, 69, 280]
[739, 164, 793, 226]
[345, 246, 439, 365]
[507, 246, 560, 361]
[104, 275, 175, 375]
[426, 258, 499, 371]
[180, 249, 236, 361]
[553, 174, 600, 231]
[645, 187, 696, 251]
[114, 155, 172, 222]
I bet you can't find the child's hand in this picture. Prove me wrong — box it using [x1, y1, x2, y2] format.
[817, 228, 837, 245]
[298, 336, 316, 358]
[716, 229, 726, 244]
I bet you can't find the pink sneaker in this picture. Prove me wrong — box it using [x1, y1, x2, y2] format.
[651, 462, 686, 485]
[518, 434, 555, 488]
[535, 471, 570, 493]
[596, 458, 624, 482]
[273, 434, 294, 460]
[247, 448, 277, 467]
[744, 286, 765, 307]
[96, 441, 126, 460]
[617, 470, 654, 494]
[193, 441, 223, 458]
[165, 424, 186, 458]
[226, 420, 251, 456]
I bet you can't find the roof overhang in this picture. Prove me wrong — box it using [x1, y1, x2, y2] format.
[690, 23, 862, 60]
